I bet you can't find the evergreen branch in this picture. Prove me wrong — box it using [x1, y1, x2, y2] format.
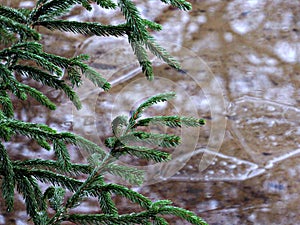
[0, 90, 14, 117]
[0, 48, 63, 76]
[0, 142, 15, 212]
[119, 145, 171, 162]
[39, 52, 78, 71]
[0, 118, 82, 146]
[34, 20, 129, 37]
[111, 115, 128, 137]
[0, 64, 27, 101]
[13, 64, 82, 109]
[0, 27, 17, 45]
[160, 0, 192, 11]
[17, 8, 32, 17]
[18, 83, 57, 110]
[14, 167, 83, 192]
[73, 135, 107, 158]
[159, 206, 208, 225]
[10, 41, 43, 54]
[103, 164, 144, 185]
[65, 200, 207, 225]
[47, 187, 66, 212]
[67, 67, 82, 87]
[118, 0, 148, 41]
[1, 73, 55, 111]
[64, 155, 114, 210]
[64, 213, 149, 224]
[104, 137, 117, 149]
[153, 216, 169, 225]
[0, 114, 14, 141]
[129, 92, 176, 125]
[135, 115, 206, 128]
[121, 131, 180, 148]
[66, 206, 205, 225]
[15, 174, 48, 224]
[129, 38, 154, 80]
[83, 67, 111, 91]
[98, 191, 118, 215]
[14, 159, 92, 176]
[95, 0, 118, 9]
[91, 183, 152, 209]
[26, 173, 47, 211]
[53, 140, 72, 171]
[30, 0, 84, 22]
[142, 19, 162, 31]
[0, 15, 40, 41]
[81, 0, 96, 11]
[145, 36, 180, 70]
[36, 138, 52, 150]
[0, 5, 27, 23]
[151, 199, 173, 208]
[37, 53, 110, 90]
[0, 63, 12, 82]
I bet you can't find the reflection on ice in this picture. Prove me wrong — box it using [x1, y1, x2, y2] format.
[167, 95, 300, 182]
[170, 148, 265, 181]
[229, 96, 300, 164]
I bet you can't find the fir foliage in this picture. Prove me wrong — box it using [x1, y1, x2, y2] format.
[0, 0, 208, 224]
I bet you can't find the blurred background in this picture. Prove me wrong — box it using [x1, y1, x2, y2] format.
[1, 0, 300, 224]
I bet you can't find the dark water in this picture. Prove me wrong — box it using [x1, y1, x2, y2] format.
[1, 0, 300, 224]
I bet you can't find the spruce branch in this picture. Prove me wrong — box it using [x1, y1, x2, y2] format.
[30, 0, 85, 22]
[118, 145, 171, 162]
[98, 191, 118, 215]
[0, 90, 14, 118]
[36, 138, 52, 150]
[10, 41, 43, 54]
[53, 140, 72, 171]
[64, 154, 114, 210]
[13, 64, 82, 109]
[111, 115, 128, 137]
[2, 49, 63, 76]
[135, 115, 206, 128]
[159, 206, 208, 225]
[64, 213, 149, 225]
[130, 38, 154, 80]
[0, 5, 27, 24]
[0, 142, 15, 212]
[34, 20, 129, 37]
[46, 187, 66, 212]
[103, 164, 144, 185]
[129, 92, 176, 126]
[145, 36, 181, 70]
[153, 216, 169, 225]
[95, 0, 118, 9]
[0, 15, 40, 41]
[142, 19, 163, 31]
[18, 83, 57, 110]
[91, 183, 152, 209]
[121, 131, 181, 148]
[14, 167, 83, 192]
[13, 159, 92, 176]
[0, 27, 17, 45]
[1, 81, 27, 102]
[38, 51, 111, 90]
[0, 1, 209, 224]
[15, 173, 48, 224]
[73, 135, 107, 158]
[118, 0, 148, 42]
[160, 0, 192, 11]
[83, 67, 111, 91]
